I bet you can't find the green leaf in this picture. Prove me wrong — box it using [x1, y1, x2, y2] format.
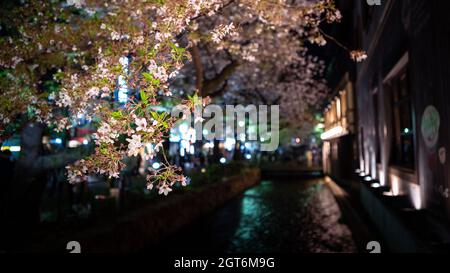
[140, 90, 148, 104]
[149, 0, 165, 5]
[111, 111, 122, 119]
[188, 93, 199, 104]
[150, 111, 159, 121]
[142, 72, 160, 86]
[142, 72, 153, 82]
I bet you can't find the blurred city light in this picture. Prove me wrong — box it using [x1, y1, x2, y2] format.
[152, 162, 161, 169]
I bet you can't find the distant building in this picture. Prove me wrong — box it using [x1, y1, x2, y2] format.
[322, 72, 358, 180]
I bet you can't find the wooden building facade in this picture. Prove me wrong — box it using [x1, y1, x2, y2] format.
[351, 0, 450, 220]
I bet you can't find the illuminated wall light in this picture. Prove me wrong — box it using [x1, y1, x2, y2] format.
[383, 191, 396, 197]
[152, 162, 161, 169]
[364, 176, 373, 182]
[360, 158, 365, 176]
[371, 183, 381, 188]
[320, 126, 344, 140]
[389, 175, 402, 196]
[336, 98, 341, 120]
[378, 170, 386, 186]
[245, 154, 252, 160]
[371, 151, 377, 180]
[410, 183, 423, 210]
[220, 157, 226, 164]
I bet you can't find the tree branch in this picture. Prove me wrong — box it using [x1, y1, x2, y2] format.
[189, 45, 204, 93]
[202, 60, 239, 97]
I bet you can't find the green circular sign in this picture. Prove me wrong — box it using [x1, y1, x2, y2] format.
[421, 105, 440, 148]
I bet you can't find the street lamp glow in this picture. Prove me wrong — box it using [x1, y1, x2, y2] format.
[68, 140, 80, 148]
[8, 146, 21, 152]
[52, 138, 63, 145]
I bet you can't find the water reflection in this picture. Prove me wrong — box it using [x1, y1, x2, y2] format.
[159, 178, 356, 253]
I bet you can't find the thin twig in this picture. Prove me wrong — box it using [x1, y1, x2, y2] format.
[319, 28, 350, 52]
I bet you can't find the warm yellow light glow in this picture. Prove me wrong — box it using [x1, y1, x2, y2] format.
[389, 175, 401, 196]
[336, 98, 341, 120]
[321, 126, 344, 140]
[1, 146, 21, 152]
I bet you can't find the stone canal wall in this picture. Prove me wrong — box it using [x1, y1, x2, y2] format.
[39, 168, 261, 253]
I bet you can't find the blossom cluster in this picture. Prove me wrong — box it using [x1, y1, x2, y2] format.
[0, 0, 361, 195]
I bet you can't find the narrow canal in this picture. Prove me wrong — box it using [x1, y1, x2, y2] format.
[158, 177, 358, 253]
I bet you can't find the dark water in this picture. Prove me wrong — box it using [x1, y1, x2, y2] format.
[159, 178, 357, 253]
